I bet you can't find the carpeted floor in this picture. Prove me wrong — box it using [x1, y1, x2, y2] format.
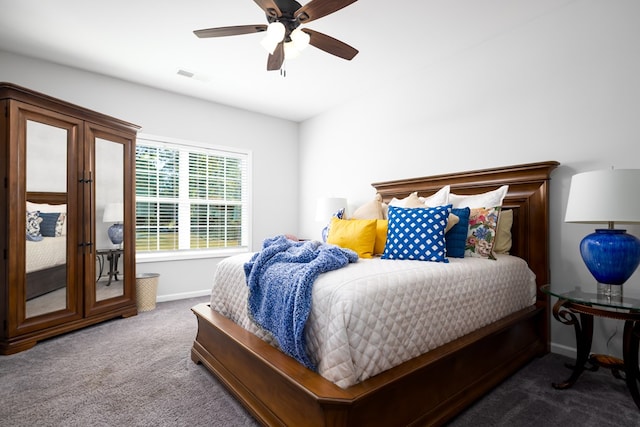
[1, 297, 640, 426]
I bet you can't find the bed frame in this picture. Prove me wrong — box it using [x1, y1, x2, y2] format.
[26, 192, 67, 300]
[191, 160, 559, 426]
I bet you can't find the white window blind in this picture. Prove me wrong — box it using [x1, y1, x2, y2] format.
[135, 135, 250, 257]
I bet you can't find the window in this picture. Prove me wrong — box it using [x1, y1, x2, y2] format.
[135, 134, 250, 260]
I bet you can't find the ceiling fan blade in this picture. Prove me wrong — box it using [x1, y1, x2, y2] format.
[253, 0, 282, 18]
[302, 29, 358, 60]
[295, 0, 357, 23]
[194, 25, 267, 38]
[267, 42, 285, 70]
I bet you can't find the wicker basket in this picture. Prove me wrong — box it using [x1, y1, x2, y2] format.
[135, 273, 159, 312]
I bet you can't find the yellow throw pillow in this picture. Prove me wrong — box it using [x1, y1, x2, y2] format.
[374, 220, 388, 255]
[327, 218, 377, 258]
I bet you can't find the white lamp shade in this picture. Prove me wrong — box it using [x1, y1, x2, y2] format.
[315, 197, 347, 222]
[103, 202, 123, 223]
[290, 28, 310, 51]
[284, 41, 301, 59]
[260, 21, 285, 54]
[266, 21, 285, 42]
[260, 37, 280, 55]
[565, 169, 640, 224]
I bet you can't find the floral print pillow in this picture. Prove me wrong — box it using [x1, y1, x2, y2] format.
[26, 211, 44, 242]
[465, 206, 501, 260]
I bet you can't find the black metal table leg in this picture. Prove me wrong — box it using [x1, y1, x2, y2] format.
[623, 320, 640, 410]
[552, 299, 594, 389]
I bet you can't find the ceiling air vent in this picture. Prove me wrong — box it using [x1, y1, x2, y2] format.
[177, 69, 195, 78]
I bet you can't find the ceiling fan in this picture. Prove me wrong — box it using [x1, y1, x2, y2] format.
[194, 0, 359, 71]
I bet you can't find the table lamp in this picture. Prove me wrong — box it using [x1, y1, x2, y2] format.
[103, 202, 124, 246]
[565, 169, 640, 297]
[316, 197, 347, 241]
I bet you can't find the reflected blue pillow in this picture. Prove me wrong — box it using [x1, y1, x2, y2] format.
[39, 212, 61, 237]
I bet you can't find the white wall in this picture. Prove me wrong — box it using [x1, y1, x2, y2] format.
[1, 50, 299, 300]
[298, 0, 640, 357]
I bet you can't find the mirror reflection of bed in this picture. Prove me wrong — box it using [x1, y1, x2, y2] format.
[25, 191, 126, 318]
[25, 192, 68, 319]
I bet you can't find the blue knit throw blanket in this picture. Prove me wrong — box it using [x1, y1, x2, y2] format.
[244, 235, 358, 370]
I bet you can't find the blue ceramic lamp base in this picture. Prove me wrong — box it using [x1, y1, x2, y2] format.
[580, 229, 640, 297]
[108, 223, 123, 246]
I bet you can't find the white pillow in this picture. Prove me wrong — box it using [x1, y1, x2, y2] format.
[389, 185, 450, 208]
[448, 185, 509, 208]
[389, 192, 422, 208]
[420, 185, 450, 207]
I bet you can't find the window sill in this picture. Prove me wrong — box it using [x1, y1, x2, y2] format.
[136, 248, 249, 263]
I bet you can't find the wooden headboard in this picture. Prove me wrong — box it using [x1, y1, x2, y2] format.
[372, 161, 559, 289]
[26, 192, 67, 205]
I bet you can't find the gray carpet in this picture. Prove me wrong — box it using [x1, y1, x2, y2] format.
[1, 297, 639, 426]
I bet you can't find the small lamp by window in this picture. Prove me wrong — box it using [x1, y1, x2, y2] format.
[103, 202, 124, 246]
[565, 169, 640, 297]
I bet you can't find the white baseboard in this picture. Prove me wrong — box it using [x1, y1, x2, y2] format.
[550, 342, 576, 359]
[156, 289, 211, 303]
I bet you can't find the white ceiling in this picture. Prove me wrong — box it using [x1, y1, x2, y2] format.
[0, 0, 573, 122]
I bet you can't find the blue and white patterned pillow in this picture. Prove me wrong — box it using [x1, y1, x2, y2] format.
[382, 204, 452, 262]
[321, 208, 345, 242]
[26, 211, 44, 242]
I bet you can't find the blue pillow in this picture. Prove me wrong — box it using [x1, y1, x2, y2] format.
[382, 205, 451, 262]
[446, 207, 471, 258]
[39, 212, 61, 237]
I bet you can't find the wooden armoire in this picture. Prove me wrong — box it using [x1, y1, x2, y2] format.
[0, 82, 139, 354]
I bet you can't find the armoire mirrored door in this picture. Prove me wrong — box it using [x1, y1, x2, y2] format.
[22, 109, 81, 325]
[84, 123, 135, 316]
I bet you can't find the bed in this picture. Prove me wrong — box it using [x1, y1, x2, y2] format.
[191, 160, 559, 426]
[25, 192, 68, 300]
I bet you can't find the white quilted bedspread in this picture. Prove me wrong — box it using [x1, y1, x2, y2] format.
[210, 252, 536, 389]
[26, 236, 66, 273]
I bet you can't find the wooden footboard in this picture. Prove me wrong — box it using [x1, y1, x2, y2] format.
[26, 264, 66, 300]
[191, 161, 558, 426]
[192, 302, 546, 426]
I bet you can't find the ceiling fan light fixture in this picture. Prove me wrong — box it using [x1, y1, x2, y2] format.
[284, 41, 301, 60]
[260, 37, 279, 54]
[260, 21, 285, 54]
[290, 28, 310, 51]
[193, 0, 359, 71]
